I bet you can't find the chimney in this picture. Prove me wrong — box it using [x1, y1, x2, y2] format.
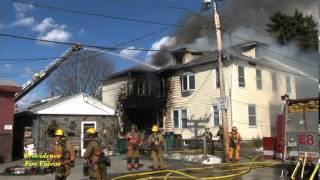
[170, 48, 203, 65]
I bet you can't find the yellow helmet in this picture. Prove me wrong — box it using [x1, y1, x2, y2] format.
[204, 125, 210, 130]
[86, 127, 97, 135]
[152, 125, 159, 132]
[55, 128, 65, 136]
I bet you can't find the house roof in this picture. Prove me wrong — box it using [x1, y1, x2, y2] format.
[104, 41, 303, 80]
[0, 79, 19, 86]
[17, 93, 115, 116]
[104, 65, 158, 80]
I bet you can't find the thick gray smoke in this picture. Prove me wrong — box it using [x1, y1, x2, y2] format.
[150, 0, 318, 67]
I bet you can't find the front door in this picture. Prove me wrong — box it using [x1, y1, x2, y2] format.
[81, 121, 96, 157]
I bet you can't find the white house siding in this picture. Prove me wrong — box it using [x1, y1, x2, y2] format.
[102, 76, 128, 109]
[230, 59, 296, 140]
[164, 59, 297, 140]
[164, 63, 234, 139]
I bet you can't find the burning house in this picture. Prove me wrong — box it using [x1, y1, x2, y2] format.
[102, 42, 298, 140]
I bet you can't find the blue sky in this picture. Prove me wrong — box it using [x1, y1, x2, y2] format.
[0, 0, 209, 104]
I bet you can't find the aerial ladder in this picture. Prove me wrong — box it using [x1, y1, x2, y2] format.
[14, 44, 83, 102]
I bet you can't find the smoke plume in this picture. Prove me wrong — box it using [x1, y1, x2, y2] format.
[150, 0, 318, 67]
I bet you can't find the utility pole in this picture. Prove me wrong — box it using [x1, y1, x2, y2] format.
[212, 0, 229, 162]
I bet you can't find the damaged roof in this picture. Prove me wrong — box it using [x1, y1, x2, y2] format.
[104, 65, 158, 80]
[104, 41, 303, 80]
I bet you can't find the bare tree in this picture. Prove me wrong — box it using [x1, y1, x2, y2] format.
[46, 51, 114, 99]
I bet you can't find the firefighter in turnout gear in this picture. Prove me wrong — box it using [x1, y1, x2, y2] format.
[84, 128, 108, 180]
[216, 125, 224, 144]
[228, 126, 242, 162]
[148, 125, 165, 170]
[126, 124, 144, 170]
[52, 128, 76, 180]
[200, 125, 215, 155]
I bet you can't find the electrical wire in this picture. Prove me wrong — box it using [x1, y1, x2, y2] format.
[13, 0, 209, 29]
[106, 0, 207, 18]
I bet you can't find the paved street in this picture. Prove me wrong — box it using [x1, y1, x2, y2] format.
[0, 155, 186, 180]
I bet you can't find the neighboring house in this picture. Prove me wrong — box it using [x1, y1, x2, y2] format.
[14, 93, 116, 159]
[0, 80, 21, 162]
[102, 42, 297, 140]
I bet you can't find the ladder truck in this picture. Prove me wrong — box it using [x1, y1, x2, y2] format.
[14, 44, 83, 102]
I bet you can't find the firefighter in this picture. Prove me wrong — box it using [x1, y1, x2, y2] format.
[200, 125, 215, 155]
[148, 125, 165, 170]
[84, 128, 107, 180]
[52, 128, 76, 180]
[216, 125, 224, 144]
[126, 124, 143, 170]
[228, 126, 242, 162]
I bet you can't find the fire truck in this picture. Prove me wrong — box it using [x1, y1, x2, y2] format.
[263, 94, 319, 179]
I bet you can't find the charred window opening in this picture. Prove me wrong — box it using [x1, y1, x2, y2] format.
[138, 82, 144, 95]
[158, 79, 165, 97]
[137, 81, 151, 96]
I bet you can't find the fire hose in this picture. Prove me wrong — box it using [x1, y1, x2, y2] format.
[111, 155, 281, 180]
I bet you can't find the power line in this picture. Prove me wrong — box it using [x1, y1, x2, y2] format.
[0, 32, 213, 54]
[13, 0, 207, 29]
[106, 0, 207, 18]
[0, 32, 175, 53]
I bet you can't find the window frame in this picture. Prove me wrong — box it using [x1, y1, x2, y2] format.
[286, 75, 291, 93]
[215, 68, 220, 89]
[271, 72, 278, 92]
[248, 104, 257, 126]
[172, 108, 188, 129]
[256, 69, 262, 90]
[181, 72, 196, 92]
[137, 81, 144, 96]
[158, 79, 165, 97]
[238, 66, 245, 87]
[212, 105, 221, 127]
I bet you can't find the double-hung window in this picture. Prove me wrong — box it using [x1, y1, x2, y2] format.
[248, 105, 257, 126]
[238, 66, 245, 87]
[181, 73, 195, 92]
[256, 69, 262, 89]
[173, 109, 187, 128]
[212, 105, 220, 127]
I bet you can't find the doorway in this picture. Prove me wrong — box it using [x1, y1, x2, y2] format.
[81, 121, 96, 156]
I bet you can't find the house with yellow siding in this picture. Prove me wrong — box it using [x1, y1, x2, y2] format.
[102, 42, 296, 140]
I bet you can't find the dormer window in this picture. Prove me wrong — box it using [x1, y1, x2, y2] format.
[181, 72, 195, 92]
